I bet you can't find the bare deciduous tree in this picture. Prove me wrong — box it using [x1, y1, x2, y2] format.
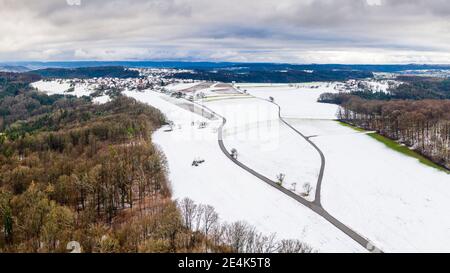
[224, 221, 249, 253]
[179, 198, 197, 230]
[276, 173, 286, 186]
[302, 183, 313, 197]
[194, 204, 205, 232]
[277, 239, 315, 253]
[176, 199, 315, 254]
[202, 205, 219, 236]
[202, 205, 219, 252]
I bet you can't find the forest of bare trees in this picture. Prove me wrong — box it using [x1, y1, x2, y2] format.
[0, 73, 313, 253]
[177, 198, 314, 253]
[336, 97, 450, 169]
[0, 94, 179, 252]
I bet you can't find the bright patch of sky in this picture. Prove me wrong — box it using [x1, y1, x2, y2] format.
[366, 0, 382, 6]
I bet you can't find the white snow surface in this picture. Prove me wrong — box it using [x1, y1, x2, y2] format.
[205, 98, 321, 200]
[31, 80, 71, 95]
[93, 95, 111, 104]
[165, 82, 200, 92]
[242, 83, 450, 252]
[32, 80, 93, 97]
[239, 83, 339, 120]
[31, 80, 109, 103]
[124, 89, 364, 253]
[317, 127, 450, 252]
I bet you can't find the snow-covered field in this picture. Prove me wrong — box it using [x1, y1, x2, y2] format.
[205, 98, 321, 200]
[317, 126, 450, 252]
[238, 83, 339, 119]
[92, 95, 111, 104]
[31, 80, 71, 94]
[32, 80, 113, 105]
[123, 89, 364, 253]
[165, 82, 200, 92]
[31, 80, 94, 97]
[242, 83, 450, 252]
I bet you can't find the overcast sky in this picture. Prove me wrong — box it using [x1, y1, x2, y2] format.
[1, 0, 450, 64]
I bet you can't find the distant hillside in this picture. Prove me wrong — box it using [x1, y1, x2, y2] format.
[31, 66, 140, 79]
[5, 61, 450, 72]
[172, 69, 373, 83]
[320, 77, 450, 102]
[0, 65, 31, 73]
[0, 72, 41, 99]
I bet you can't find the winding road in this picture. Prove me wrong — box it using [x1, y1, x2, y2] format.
[262, 99, 325, 206]
[190, 96, 383, 253]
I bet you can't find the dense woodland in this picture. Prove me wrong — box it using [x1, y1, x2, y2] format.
[173, 68, 373, 83]
[393, 76, 450, 100]
[0, 72, 311, 253]
[31, 66, 140, 79]
[0, 73, 82, 133]
[318, 80, 450, 170]
[320, 77, 450, 103]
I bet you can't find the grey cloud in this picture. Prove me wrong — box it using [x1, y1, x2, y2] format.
[0, 0, 449, 63]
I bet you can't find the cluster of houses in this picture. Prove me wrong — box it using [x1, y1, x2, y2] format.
[43, 68, 197, 94]
[334, 79, 401, 94]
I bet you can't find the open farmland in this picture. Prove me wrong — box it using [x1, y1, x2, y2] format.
[243, 83, 450, 252]
[123, 89, 365, 253]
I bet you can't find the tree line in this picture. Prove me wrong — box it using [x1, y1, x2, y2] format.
[31, 66, 140, 79]
[177, 198, 314, 253]
[394, 76, 450, 100]
[319, 92, 449, 169]
[319, 77, 450, 103]
[173, 69, 373, 83]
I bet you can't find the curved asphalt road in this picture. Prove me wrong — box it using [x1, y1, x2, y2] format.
[260, 99, 325, 206]
[191, 98, 383, 253]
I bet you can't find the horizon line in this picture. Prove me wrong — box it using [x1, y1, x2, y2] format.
[2, 60, 450, 66]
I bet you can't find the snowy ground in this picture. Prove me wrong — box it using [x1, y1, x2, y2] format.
[32, 80, 113, 104]
[242, 83, 450, 252]
[317, 126, 450, 252]
[31, 80, 71, 94]
[205, 98, 321, 200]
[238, 83, 339, 119]
[31, 80, 94, 97]
[124, 89, 364, 253]
[92, 95, 111, 104]
[165, 82, 201, 92]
